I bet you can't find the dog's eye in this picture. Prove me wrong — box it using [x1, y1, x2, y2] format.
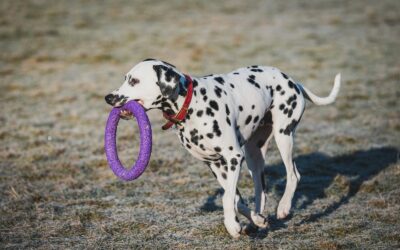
[128, 77, 140, 86]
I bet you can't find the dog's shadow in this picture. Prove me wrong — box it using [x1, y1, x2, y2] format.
[200, 147, 398, 235]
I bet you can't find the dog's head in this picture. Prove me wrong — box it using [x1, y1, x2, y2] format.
[105, 59, 184, 113]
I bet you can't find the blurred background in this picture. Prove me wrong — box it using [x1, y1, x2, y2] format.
[0, 0, 399, 248]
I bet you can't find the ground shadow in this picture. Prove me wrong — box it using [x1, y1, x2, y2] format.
[200, 146, 398, 231]
[265, 146, 398, 226]
[200, 188, 224, 212]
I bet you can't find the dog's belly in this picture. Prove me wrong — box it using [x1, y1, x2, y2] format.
[233, 92, 273, 144]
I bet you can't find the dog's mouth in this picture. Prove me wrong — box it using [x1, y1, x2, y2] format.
[119, 99, 144, 120]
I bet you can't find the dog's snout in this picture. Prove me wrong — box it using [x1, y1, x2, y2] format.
[105, 94, 114, 105]
[105, 93, 128, 107]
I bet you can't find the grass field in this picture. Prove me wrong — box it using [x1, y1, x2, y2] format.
[1, 0, 399, 248]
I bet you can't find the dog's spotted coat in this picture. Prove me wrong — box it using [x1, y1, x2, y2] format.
[105, 59, 341, 238]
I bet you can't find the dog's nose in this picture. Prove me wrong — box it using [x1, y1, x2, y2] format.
[105, 94, 114, 105]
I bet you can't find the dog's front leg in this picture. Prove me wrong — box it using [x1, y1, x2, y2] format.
[208, 150, 244, 238]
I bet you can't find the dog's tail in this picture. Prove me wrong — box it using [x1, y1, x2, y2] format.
[297, 73, 341, 105]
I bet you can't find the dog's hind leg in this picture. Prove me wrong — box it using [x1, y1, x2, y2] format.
[273, 120, 301, 219]
[243, 111, 273, 229]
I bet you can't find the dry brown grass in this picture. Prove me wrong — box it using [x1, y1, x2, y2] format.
[1, 0, 399, 248]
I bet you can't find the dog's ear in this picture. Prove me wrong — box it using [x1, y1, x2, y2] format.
[153, 64, 181, 101]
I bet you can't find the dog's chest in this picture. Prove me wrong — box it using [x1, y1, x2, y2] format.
[176, 122, 218, 161]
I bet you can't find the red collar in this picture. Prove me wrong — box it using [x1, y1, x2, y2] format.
[162, 74, 193, 130]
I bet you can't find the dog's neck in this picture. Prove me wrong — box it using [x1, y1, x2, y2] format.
[157, 95, 185, 116]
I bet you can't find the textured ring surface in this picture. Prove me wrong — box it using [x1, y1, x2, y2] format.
[104, 100, 152, 181]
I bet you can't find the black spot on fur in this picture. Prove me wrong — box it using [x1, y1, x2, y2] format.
[245, 115, 252, 125]
[230, 83, 234, 88]
[226, 117, 231, 126]
[221, 172, 227, 179]
[253, 116, 259, 123]
[220, 157, 227, 166]
[288, 80, 295, 88]
[284, 108, 288, 114]
[292, 101, 297, 109]
[225, 104, 230, 115]
[231, 158, 238, 166]
[206, 108, 214, 117]
[214, 77, 225, 85]
[279, 104, 285, 110]
[282, 119, 299, 135]
[206, 133, 213, 139]
[238, 105, 243, 111]
[281, 72, 288, 79]
[213, 120, 222, 137]
[214, 86, 222, 98]
[209, 100, 219, 111]
[233, 72, 239, 75]
[251, 105, 255, 110]
[288, 109, 293, 118]
[200, 88, 206, 95]
[276, 85, 282, 91]
[247, 75, 261, 88]
[197, 110, 203, 117]
[286, 94, 297, 105]
[190, 129, 200, 145]
[214, 147, 221, 153]
[229, 146, 233, 150]
[192, 79, 198, 88]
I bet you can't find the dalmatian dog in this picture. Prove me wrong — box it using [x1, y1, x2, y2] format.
[105, 58, 341, 238]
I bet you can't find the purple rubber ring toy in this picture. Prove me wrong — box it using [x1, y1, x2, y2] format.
[104, 100, 152, 181]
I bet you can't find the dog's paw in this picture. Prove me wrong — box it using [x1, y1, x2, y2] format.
[251, 211, 268, 228]
[277, 200, 291, 219]
[224, 218, 242, 238]
[242, 222, 259, 235]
